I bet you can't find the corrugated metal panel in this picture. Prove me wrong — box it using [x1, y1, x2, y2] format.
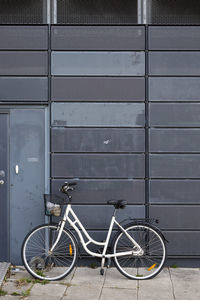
[150, 129, 200, 152]
[0, 52, 48, 76]
[51, 77, 145, 102]
[149, 77, 200, 102]
[150, 154, 200, 178]
[52, 103, 145, 127]
[0, 77, 48, 101]
[0, 26, 48, 50]
[52, 51, 145, 76]
[149, 26, 200, 50]
[52, 154, 145, 178]
[51, 26, 145, 50]
[52, 179, 145, 204]
[150, 103, 200, 127]
[149, 52, 200, 76]
[51, 128, 145, 153]
[150, 180, 200, 204]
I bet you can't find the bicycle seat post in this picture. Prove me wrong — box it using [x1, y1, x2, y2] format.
[113, 208, 117, 217]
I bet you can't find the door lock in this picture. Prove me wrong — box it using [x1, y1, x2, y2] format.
[0, 180, 4, 185]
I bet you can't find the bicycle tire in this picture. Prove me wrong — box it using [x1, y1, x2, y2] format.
[111, 222, 167, 280]
[21, 224, 78, 281]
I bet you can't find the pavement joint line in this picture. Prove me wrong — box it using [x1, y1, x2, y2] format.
[98, 268, 107, 300]
[168, 267, 176, 300]
[60, 266, 77, 300]
[137, 279, 139, 300]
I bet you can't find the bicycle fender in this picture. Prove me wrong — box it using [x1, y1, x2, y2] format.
[118, 221, 168, 244]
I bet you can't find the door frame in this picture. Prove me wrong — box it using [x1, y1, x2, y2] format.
[0, 111, 10, 261]
[0, 105, 50, 262]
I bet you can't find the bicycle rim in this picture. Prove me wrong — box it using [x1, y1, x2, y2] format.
[22, 225, 78, 281]
[113, 224, 166, 280]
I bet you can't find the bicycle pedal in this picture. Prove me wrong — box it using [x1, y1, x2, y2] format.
[100, 268, 104, 276]
[107, 258, 111, 268]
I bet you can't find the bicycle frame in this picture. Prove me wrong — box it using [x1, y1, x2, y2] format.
[50, 204, 143, 258]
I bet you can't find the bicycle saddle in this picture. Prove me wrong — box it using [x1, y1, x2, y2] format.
[107, 200, 127, 209]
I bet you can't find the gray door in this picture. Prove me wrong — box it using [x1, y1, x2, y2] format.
[10, 109, 46, 264]
[0, 113, 9, 262]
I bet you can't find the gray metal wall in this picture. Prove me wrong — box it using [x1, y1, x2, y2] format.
[1, 24, 200, 262]
[51, 26, 146, 251]
[0, 26, 48, 102]
[148, 26, 200, 257]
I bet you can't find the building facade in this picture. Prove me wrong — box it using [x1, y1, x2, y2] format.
[0, 0, 200, 265]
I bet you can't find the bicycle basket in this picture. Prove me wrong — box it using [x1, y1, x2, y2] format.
[44, 194, 66, 217]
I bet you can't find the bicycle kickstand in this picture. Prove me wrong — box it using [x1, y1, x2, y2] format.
[100, 257, 105, 276]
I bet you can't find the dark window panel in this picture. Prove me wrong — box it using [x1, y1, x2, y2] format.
[150, 129, 200, 152]
[0, 0, 46, 24]
[51, 51, 145, 76]
[57, 0, 138, 25]
[51, 77, 145, 102]
[149, 77, 200, 102]
[51, 26, 145, 50]
[52, 154, 145, 178]
[148, 0, 200, 25]
[0, 52, 48, 76]
[52, 103, 145, 127]
[149, 26, 200, 50]
[51, 128, 145, 153]
[149, 52, 200, 76]
[150, 103, 200, 128]
[150, 205, 200, 230]
[150, 180, 200, 204]
[0, 26, 48, 50]
[0, 77, 48, 101]
[52, 179, 145, 204]
[150, 154, 200, 178]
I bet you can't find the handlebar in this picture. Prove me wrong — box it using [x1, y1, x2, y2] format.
[60, 180, 78, 196]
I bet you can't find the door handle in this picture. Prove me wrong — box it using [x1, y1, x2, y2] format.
[0, 180, 4, 185]
[15, 165, 19, 174]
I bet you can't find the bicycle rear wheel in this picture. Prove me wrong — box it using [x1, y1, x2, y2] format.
[22, 224, 78, 281]
[111, 222, 166, 280]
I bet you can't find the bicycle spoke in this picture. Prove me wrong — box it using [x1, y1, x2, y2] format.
[113, 224, 166, 279]
[22, 225, 77, 280]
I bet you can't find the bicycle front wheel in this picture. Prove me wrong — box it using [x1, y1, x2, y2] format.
[22, 224, 78, 281]
[112, 223, 166, 280]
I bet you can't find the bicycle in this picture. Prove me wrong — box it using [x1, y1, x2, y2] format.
[21, 180, 167, 281]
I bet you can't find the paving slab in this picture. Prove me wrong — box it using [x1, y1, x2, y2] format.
[63, 285, 102, 300]
[59, 267, 77, 284]
[0, 296, 21, 300]
[100, 287, 137, 300]
[104, 268, 137, 289]
[138, 268, 174, 300]
[27, 297, 61, 300]
[170, 268, 200, 300]
[8, 267, 33, 280]
[0, 263, 10, 286]
[2, 266, 200, 300]
[30, 283, 66, 297]
[2, 280, 33, 295]
[70, 267, 105, 287]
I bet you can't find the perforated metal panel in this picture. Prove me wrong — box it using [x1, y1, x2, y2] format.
[57, 0, 138, 24]
[148, 0, 200, 24]
[0, 0, 46, 24]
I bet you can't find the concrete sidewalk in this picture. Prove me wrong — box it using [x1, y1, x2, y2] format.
[0, 267, 199, 300]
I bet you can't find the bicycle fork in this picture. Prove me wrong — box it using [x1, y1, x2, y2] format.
[49, 219, 66, 253]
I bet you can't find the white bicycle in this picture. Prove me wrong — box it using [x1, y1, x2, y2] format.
[22, 181, 167, 281]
